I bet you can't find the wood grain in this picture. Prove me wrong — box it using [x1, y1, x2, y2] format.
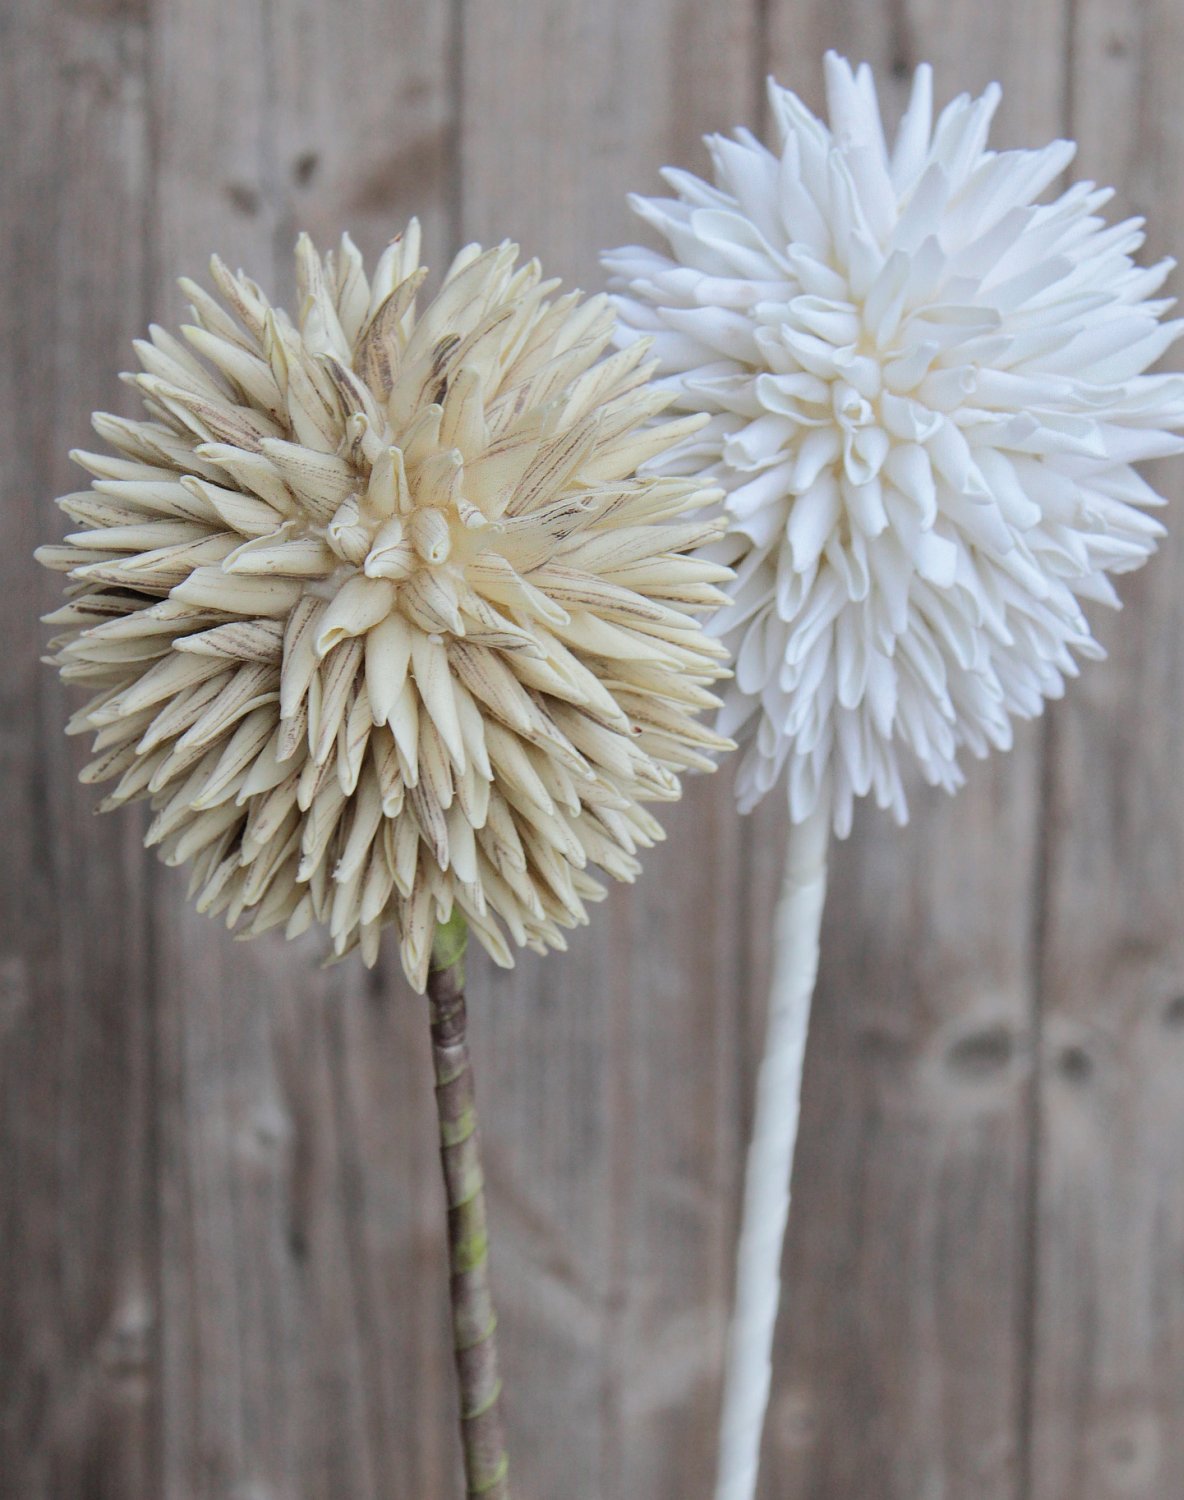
[1, 4, 156, 1496]
[3, 0, 1184, 1497]
[1030, 2, 1184, 1496]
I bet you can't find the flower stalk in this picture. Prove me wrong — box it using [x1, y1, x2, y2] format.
[427, 911, 511, 1500]
[715, 792, 831, 1500]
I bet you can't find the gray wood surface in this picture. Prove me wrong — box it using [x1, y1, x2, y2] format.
[2, 1, 1182, 1497]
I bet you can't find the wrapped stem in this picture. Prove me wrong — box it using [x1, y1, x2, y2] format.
[715, 791, 832, 1500]
[427, 913, 511, 1499]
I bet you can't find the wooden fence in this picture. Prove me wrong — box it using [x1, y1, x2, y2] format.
[3, 0, 1183, 1495]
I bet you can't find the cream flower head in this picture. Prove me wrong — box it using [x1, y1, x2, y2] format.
[606, 53, 1184, 834]
[38, 224, 731, 990]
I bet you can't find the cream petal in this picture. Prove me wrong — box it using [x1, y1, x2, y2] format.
[42, 222, 731, 982]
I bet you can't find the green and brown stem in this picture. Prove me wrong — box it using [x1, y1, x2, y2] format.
[427, 913, 511, 1500]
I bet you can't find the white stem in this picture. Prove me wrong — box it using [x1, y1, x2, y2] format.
[714, 791, 832, 1500]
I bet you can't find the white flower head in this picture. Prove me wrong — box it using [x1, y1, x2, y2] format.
[38, 225, 731, 990]
[606, 53, 1184, 834]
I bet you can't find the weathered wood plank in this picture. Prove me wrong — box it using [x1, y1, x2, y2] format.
[457, 3, 758, 1494]
[146, 10, 304, 1492]
[755, 9, 1069, 1497]
[0, 5, 156, 1498]
[1030, 3, 1184, 1495]
[146, 1, 456, 1496]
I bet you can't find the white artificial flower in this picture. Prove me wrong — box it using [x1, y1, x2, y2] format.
[606, 52, 1184, 834]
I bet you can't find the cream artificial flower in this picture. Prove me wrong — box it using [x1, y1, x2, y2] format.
[606, 53, 1184, 835]
[38, 225, 732, 990]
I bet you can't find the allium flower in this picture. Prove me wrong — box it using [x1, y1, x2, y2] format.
[607, 53, 1184, 834]
[38, 224, 730, 990]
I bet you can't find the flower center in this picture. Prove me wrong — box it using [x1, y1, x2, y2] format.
[302, 421, 499, 645]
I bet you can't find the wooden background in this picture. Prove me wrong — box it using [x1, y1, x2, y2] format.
[4, 0, 1184, 1495]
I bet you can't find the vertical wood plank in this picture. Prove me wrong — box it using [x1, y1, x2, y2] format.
[147, 12, 300, 1492]
[1031, 3, 1184, 1495]
[755, 9, 1069, 1497]
[457, 3, 758, 1494]
[0, 4, 156, 1497]
[147, 0, 457, 1496]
